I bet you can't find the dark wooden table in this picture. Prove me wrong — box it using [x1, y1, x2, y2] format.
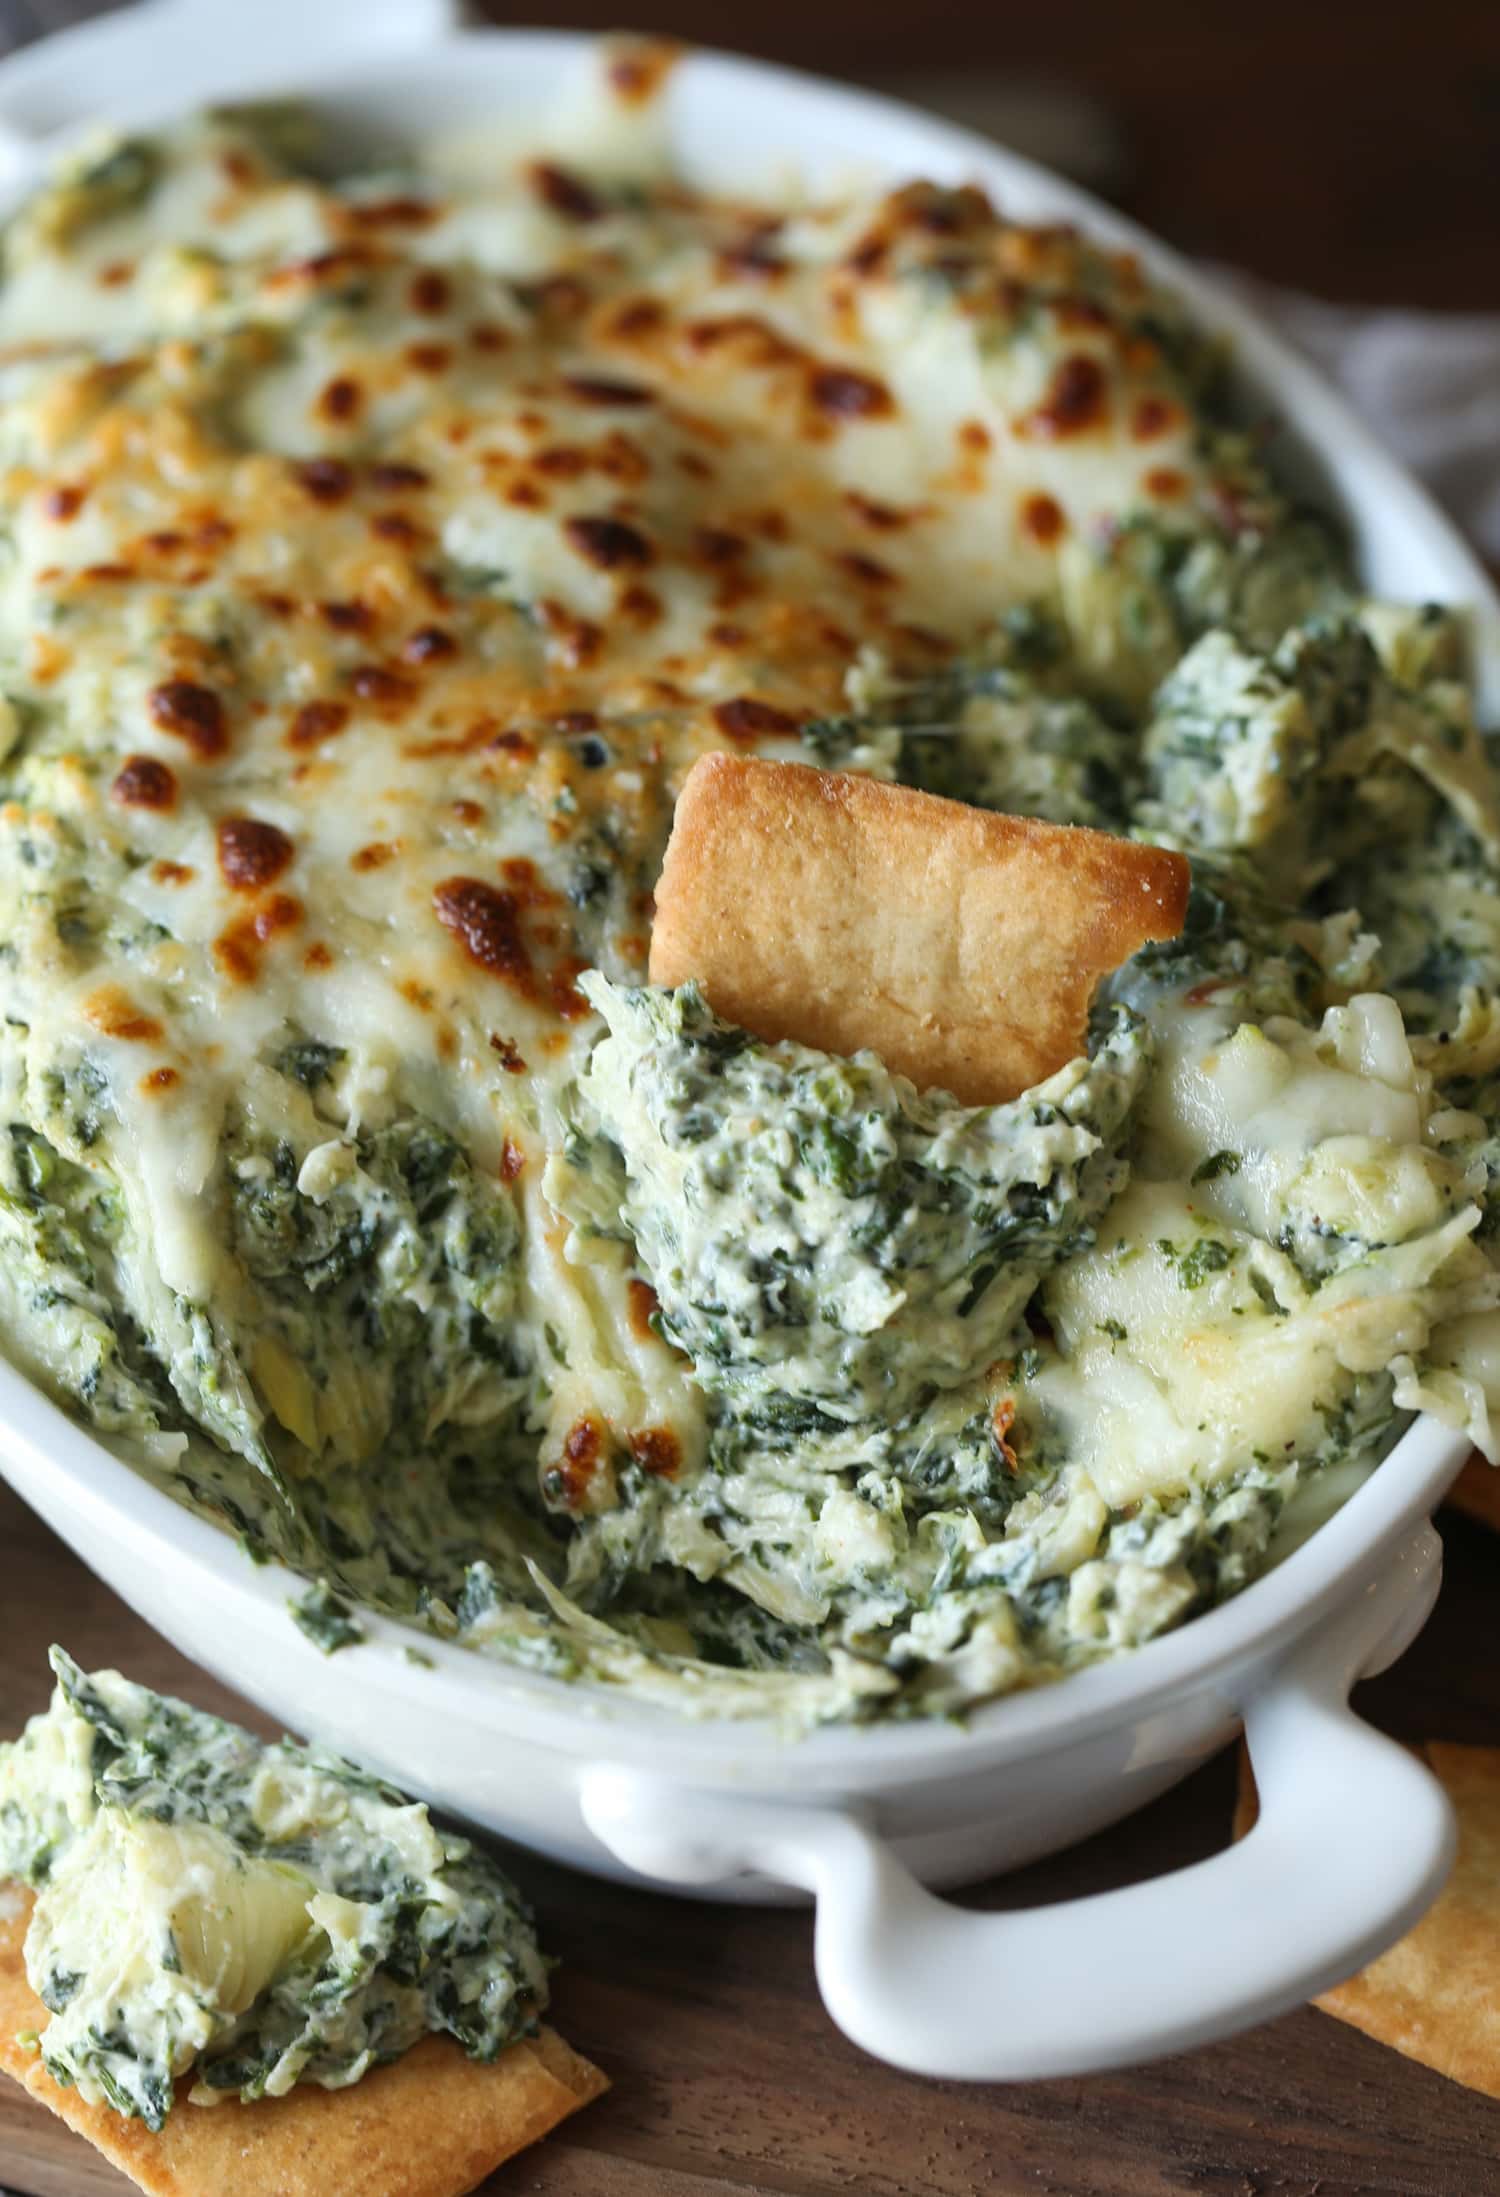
[0, 4, 1498, 2192]
[2, 0, 1496, 310]
[5, 1479, 1500, 2197]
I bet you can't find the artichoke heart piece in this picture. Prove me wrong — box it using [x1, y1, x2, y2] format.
[0, 1648, 550, 2126]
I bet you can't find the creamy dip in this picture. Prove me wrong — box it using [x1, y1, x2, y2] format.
[0, 45, 1495, 1722]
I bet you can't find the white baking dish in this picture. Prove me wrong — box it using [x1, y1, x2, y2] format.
[0, 0, 1493, 2084]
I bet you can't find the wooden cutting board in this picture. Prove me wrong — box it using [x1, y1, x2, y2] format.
[6, 1477, 1500, 2197]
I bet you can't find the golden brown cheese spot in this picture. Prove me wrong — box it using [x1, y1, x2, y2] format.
[320, 598, 375, 635]
[152, 859, 195, 887]
[219, 146, 259, 188]
[346, 196, 440, 231]
[318, 375, 362, 424]
[692, 525, 747, 569]
[499, 1136, 525, 1182]
[402, 625, 457, 664]
[1052, 294, 1113, 336]
[1130, 393, 1179, 442]
[534, 445, 589, 484]
[215, 894, 302, 983]
[148, 680, 227, 760]
[217, 816, 295, 892]
[808, 365, 895, 421]
[602, 296, 666, 345]
[889, 179, 994, 237]
[517, 273, 593, 325]
[629, 1427, 681, 1479]
[549, 962, 588, 1019]
[549, 1414, 605, 1510]
[350, 842, 397, 872]
[1019, 353, 1110, 440]
[83, 986, 164, 1044]
[140, 1065, 179, 1095]
[371, 510, 426, 545]
[563, 514, 649, 575]
[368, 461, 430, 493]
[713, 696, 800, 740]
[189, 513, 235, 551]
[1144, 466, 1188, 501]
[717, 227, 787, 283]
[262, 244, 380, 294]
[409, 270, 451, 315]
[528, 161, 603, 224]
[433, 876, 532, 987]
[605, 36, 679, 104]
[619, 582, 662, 626]
[540, 601, 606, 667]
[286, 700, 349, 749]
[348, 664, 415, 711]
[43, 484, 87, 522]
[845, 492, 910, 532]
[1019, 491, 1067, 546]
[687, 313, 801, 369]
[304, 941, 334, 972]
[625, 1276, 660, 1342]
[501, 856, 561, 905]
[405, 342, 452, 377]
[110, 754, 177, 810]
[488, 1034, 527, 1076]
[561, 373, 654, 407]
[835, 550, 894, 589]
[293, 456, 356, 504]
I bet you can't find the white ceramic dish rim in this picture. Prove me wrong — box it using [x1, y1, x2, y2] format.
[0, 2, 1489, 2080]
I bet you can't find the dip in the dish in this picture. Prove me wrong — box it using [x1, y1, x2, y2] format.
[0, 43, 1495, 1721]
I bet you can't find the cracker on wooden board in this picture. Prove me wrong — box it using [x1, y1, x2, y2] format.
[1445, 1453, 1500, 1533]
[649, 756, 1190, 1104]
[0, 1895, 605, 2197]
[1234, 1739, 1500, 2099]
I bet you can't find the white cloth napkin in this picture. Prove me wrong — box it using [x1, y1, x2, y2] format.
[1210, 276, 1500, 567]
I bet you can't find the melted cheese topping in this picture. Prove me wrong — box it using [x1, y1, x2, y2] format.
[0, 66, 1256, 1467]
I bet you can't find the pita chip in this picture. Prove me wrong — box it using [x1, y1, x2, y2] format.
[650, 755, 1189, 1104]
[0, 1895, 605, 2197]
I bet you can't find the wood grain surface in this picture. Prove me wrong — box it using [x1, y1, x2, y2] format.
[4, 1478, 1500, 2197]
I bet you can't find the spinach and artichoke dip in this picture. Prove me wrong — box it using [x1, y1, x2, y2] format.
[0, 1648, 547, 2124]
[0, 41, 1497, 1724]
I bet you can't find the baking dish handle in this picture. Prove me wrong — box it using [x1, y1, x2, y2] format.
[579, 1525, 1453, 2080]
